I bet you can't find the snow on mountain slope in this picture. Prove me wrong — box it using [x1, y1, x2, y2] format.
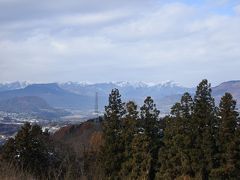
[0, 81, 29, 92]
[1, 80, 239, 113]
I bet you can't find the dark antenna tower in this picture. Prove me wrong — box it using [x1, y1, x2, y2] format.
[94, 92, 99, 122]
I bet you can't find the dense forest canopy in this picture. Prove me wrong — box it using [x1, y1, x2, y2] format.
[0, 79, 240, 180]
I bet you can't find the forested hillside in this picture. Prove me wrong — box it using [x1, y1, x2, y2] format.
[0, 79, 239, 180]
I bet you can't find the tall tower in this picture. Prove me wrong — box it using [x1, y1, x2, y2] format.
[94, 92, 99, 122]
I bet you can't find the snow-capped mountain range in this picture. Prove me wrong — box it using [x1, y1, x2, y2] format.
[0, 81, 192, 113]
[0, 81, 239, 113]
[0, 81, 183, 90]
[0, 81, 29, 91]
[61, 80, 181, 88]
[59, 81, 194, 102]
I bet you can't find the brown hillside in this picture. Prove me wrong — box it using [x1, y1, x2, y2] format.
[52, 120, 103, 156]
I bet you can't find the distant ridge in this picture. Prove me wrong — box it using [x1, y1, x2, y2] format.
[0, 83, 93, 110]
[0, 80, 239, 112]
[212, 80, 240, 105]
[0, 96, 69, 119]
[0, 81, 28, 92]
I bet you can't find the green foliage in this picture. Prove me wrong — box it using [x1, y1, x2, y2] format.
[122, 101, 139, 154]
[157, 93, 194, 179]
[140, 96, 161, 179]
[2, 122, 52, 178]
[1, 122, 81, 179]
[120, 99, 162, 180]
[127, 134, 152, 180]
[157, 80, 240, 180]
[120, 101, 139, 177]
[100, 92, 162, 179]
[140, 96, 160, 140]
[211, 93, 240, 179]
[192, 79, 218, 179]
[100, 88, 126, 178]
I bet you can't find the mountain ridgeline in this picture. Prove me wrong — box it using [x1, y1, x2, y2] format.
[1, 79, 240, 179]
[0, 96, 69, 119]
[0, 80, 239, 114]
[0, 83, 93, 110]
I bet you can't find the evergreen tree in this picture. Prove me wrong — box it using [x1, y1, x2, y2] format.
[1, 123, 54, 178]
[122, 101, 139, 154]
[181, 92, 193, 119]
[140, 97, 160, 140]
[129, 134, 152, 180]
[179, 93, 195, 177]
[157, 114, 181, 179]
[211, 93, 240, 179]
[120, 101, 139, 177]
[170, 102, 182, 118]
[157, 93, 194, 179]
[192, 79, 218, 179]
[100, 88, 126, 178]
[140, 96, 161, 179]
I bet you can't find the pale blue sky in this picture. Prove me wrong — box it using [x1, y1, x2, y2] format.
[0, 0, 240, 87]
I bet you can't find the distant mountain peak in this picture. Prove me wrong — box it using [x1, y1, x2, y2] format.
[156, 80, 180, 88]
[217, 80, 240, 86]
[113, 81, 151, 88]
[111, 81, 181, 88]
[0, 81, 29, 91]
[60, 81, 182, 88]
[20, 83, 69, 96]
[26, 83, 59, 88]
